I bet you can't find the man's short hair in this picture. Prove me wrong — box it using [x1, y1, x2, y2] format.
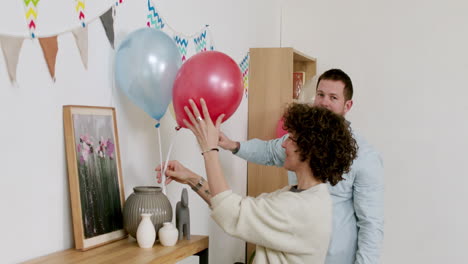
[317, 69, 353, 100]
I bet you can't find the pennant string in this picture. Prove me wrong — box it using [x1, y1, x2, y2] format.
[146, 1, 213, 39]
[2, 0, 251, 98]
[1, 5, 113, 38]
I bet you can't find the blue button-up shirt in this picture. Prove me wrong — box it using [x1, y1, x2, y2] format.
[236, 130, 384, 264]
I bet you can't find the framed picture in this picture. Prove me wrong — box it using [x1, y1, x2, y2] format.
[293, 71, 305, 100]
[63, 105, 126, 250]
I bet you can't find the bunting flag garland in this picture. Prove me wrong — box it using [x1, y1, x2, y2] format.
[38, 36, 58, 81]
[72, 27, 88, 69]
[23, 0, 40, 38]
[194, 26, 215, 52]
[0, 0, 249, 87]
[145, 0, 215, 63]
[0, 36, 24, 83]
[99, 8, 115, 49]
[173, 35, 188, 62]
[238, 52, 250, 97]
[147, 0, 165, 29]
[75, 0, 86, 28]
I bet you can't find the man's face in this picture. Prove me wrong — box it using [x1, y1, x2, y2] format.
[313, 79, 353, 116]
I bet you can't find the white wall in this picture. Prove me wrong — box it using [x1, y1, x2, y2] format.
[6, 0, 464, 263]
[282, 0, 468, 263]
[0, 1, 280, 263]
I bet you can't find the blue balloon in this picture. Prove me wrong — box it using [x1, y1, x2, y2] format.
[115, 28, 181, 120]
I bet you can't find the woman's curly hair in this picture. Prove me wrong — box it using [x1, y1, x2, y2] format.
[283, 103, 358, 186]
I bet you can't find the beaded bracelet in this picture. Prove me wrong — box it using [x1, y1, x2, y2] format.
[201, 147, 219, 155]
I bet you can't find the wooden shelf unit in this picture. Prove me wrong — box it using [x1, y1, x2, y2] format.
[23, 235, 209, 264]
[247, 47, 316, 196]
[246, 47, 316, 261]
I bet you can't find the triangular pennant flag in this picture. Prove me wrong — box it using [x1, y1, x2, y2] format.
[193, 26, 210, 53]
[23, 0, 40, 38]
[72, 27, 88, 69]
[173, 35, 188, 62]
[99, 8, 115, 49]
[147, 0, 165, 29]
[238, 52, 250, 97]
[0, 36, 24, 83]
[38, 36, 58, 81]
[75, 0, 86, 27]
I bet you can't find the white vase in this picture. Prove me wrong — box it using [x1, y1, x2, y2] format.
[158, 222, 179, 246]
[136, 213, 156, 248]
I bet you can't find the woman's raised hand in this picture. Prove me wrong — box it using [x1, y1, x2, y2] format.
[155, 160, 196, 185]
[183, 98, 225, 152]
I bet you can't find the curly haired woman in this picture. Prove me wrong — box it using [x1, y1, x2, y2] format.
[156, 100, 357, 264]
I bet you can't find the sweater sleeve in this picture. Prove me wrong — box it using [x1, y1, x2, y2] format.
[210, 188, 326, 254]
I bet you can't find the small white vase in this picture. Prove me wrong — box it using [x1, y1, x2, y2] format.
[158, 222, 178, 246]
[136, 213, 156, 248]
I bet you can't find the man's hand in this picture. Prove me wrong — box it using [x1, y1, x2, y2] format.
[219, 132, 239, 152]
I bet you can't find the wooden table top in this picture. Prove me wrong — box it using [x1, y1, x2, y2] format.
[23, 235, 209, 264]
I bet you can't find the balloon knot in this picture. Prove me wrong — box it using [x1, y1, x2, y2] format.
[175, 126, 181, 131]
[155, 123, 161, 128]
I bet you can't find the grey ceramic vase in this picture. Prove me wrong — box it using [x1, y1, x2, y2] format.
[123, 186, 173, 239]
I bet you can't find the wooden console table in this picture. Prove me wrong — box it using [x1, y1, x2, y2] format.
[24, 235, 209, 264]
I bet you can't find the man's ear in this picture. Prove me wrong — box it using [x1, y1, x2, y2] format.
[344, 100, 353, 114]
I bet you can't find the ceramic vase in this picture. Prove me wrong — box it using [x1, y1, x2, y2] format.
[136, 213, 156, 248]
[123, 186, 173, 238]
[158, 222, 179, 246]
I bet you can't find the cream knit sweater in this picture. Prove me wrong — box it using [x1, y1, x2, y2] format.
[211, 183, 332, 264]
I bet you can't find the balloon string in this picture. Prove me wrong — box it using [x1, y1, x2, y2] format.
[156, 122, 166, 195]
[161, 130, 178, 195]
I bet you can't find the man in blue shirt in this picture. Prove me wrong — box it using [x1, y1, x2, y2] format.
[219, 69, 384, 264]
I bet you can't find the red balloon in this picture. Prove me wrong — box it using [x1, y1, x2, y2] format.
[276, 117, 288, 138]
[172, 51, 243, 128]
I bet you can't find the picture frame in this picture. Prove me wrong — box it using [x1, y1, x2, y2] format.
[293, 71, 305, 100]
[63, 105, 126, 250]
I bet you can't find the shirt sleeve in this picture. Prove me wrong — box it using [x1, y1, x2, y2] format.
[353, 151, 385, 264]
[210, 189, 317, 254]
[235, 135, 287, 167]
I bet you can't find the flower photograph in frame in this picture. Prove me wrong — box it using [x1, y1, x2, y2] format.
[63, 105, 126, 250]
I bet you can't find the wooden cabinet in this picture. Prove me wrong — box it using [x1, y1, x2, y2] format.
[246, 47, 316, 261]
[247, 47, 317, 196]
